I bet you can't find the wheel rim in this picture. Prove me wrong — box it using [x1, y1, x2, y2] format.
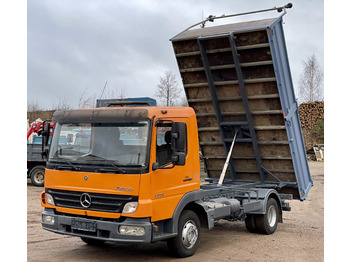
[267, 205, 277, 227]
[34, 170, 44, 184]
[181, 220, 198, 249]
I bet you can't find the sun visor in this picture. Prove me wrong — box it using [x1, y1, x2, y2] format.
[53, 108, 149, 124]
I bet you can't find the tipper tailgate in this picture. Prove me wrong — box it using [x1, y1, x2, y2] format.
[171, 17, 312, 200]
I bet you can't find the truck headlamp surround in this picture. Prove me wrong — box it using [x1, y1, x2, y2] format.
[122, 202, 138, 214]
[45, 193, 55, 206]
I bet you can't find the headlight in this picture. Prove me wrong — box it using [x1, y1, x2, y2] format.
[122, 202, 138, 214]
[45, 193, 55, 206]
[119, 226, 145, 236]
[42, 214, 55, 225]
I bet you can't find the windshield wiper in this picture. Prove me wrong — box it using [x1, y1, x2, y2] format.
[85, 154, 126, 174]
[99, 162, 126, 174]
[56, 159, 80, 171]
[122, 164, 144, 167]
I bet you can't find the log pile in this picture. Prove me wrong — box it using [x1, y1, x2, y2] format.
[299, 101, 324, 130]
[298, 101, 324, 150]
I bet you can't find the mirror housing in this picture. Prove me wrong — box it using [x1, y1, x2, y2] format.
[171, 122, 187, 152]
[172, 153, 186, 166]
[171, 122, 187, 166]
[152, 162, 159, 171]
[41, 120, 51, 159]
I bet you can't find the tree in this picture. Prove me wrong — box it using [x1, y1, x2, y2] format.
[298, 54, 324, 102]
[27, 99, 42, 112]
[78, 86, 128, 108]
[52, 97, 72, 111]
[27, 99, 43, 124]
[155, 70, 181, 106]
[179, 96, 189, 107]
[78, 87, 97, 108]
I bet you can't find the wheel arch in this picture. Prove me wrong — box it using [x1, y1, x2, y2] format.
[183, 201, 209, 229]
[168, 190, 205, 234]
[244, 189, 283, 222]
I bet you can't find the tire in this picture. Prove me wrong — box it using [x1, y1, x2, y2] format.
[245, 214, 258, 233]
[81, 237, 105, 245]
[30, 166, 45, 187]
[167, 210, 201, 258]
[255, 198, 279, 234]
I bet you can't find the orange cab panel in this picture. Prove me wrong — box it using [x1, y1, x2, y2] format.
[45, 169, 140, 195]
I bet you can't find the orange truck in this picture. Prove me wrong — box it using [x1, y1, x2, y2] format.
[41, 4, 312, 258]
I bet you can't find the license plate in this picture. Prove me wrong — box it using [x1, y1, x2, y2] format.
[71, 219, 97, 232]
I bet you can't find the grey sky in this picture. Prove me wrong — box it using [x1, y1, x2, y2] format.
[27, 0, 324, 109]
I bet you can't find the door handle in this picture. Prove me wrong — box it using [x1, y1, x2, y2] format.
[183, 177, 193, 182]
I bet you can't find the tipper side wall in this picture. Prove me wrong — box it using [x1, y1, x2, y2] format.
[171, 17, 312, 200]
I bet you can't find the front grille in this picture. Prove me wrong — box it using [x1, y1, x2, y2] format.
[46, 188, 138, 213]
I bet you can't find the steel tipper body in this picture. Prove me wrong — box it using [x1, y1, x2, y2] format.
[170, 9, 312, 201]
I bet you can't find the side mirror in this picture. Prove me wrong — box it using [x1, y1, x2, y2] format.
[152, 162, 159, 171]
[41, 120, 51, 159]
[43, 121, 51, 145]
[171, 122, 187, 152]
[171, 122, 187, 166]
[172, 153, 186, 166]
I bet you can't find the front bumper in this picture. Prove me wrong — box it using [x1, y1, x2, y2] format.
[41, 208, 153, 243]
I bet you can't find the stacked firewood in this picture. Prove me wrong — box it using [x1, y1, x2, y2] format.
[299, 101, 324, 130]
[298, 101, 324, 150]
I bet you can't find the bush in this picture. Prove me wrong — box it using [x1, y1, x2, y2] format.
[312, 119, 324, 142]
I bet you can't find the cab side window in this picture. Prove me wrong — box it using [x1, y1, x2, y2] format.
[156, 126, 173, 166]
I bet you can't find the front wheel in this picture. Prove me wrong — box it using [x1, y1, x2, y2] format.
[30, 166, 45, 187]
[167, 210, 201, 258]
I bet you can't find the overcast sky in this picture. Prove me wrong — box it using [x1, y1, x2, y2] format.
[27, 0, 324, 109]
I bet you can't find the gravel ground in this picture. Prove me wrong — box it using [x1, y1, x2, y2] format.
[27, 161, 324, 261]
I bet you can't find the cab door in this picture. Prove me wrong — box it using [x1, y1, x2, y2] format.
[150, 119, 193, 221]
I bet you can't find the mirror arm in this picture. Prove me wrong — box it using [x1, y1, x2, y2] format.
[152, 161, 175, 170]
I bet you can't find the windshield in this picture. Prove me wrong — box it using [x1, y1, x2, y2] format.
[49, 121, 150, 168]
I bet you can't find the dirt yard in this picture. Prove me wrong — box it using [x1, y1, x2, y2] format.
[27, 161, 324, 262]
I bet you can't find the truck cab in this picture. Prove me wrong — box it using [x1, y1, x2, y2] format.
[41, 107, 202, 256]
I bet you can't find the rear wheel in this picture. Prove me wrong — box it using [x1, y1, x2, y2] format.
[167, 210, 200, 258]
[255, 198, 279, 234]
[30, 166, 45, 187]
[245, 214, 258, 233]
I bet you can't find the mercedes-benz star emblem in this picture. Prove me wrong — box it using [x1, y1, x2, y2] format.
[80, 193, 92, 208]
